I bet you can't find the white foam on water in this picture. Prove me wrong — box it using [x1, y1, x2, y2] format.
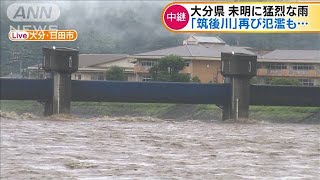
[90, 115, 165, 122]
[0, 111, 39, 120]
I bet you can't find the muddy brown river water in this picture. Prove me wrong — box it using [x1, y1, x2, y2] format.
[1, 115, 319, 179]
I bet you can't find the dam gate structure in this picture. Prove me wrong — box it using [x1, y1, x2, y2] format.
[1, 47, 320, 120]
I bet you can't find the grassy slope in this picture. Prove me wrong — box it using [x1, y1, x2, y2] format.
[1, 100, 319, 122]
[250, 106, 320, 122]
[0, 100, 43, 115]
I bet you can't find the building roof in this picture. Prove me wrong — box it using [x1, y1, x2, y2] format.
[27, 54, 133, 71]
[133, 44, 255, 60]
[79, 54, 128, 67]
[259, 49, 320, 63]
[191, 35, 226, 44]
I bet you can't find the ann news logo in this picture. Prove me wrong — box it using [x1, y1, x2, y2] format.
[7, 3, 60, 30]
[7, 3, 78, 41]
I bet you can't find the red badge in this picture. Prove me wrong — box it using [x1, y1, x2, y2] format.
[163, 5, 189, 30]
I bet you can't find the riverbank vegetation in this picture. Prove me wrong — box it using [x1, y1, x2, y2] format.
[1, 100, 319, 123]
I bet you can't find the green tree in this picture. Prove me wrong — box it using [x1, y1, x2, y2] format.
[192, 76, 201, 83]
[149, 55, 190, 82]
[157, 55, 185, 74]
[270, 78, 300, 86]
[105, 66, 126, 81]
[172, 73, 191, 82]
[250, 77, 259, 84]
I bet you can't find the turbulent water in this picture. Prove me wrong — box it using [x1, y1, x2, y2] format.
[1, 113, 319, 179]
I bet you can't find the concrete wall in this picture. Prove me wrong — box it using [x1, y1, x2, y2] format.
[128, 74, 136, 81]
[72, 73, 91, 80]
[192, 60, 222, 83]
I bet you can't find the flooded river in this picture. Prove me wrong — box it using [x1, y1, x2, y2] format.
[1, 115, 319, 179]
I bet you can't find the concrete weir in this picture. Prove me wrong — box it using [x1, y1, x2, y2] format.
[42, 47, 79, 116]
[3, 47, 318, 120]
[41, 47, 257, 120]
[221, 52, 257, 120]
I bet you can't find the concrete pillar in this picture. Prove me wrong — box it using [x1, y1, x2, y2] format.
[42, 47, 79, 116]
[52, 72, 72, 114]
[221, 53, 257, 121]
[231, 77, 251, 119]
[43, 72, 52, 116]
[222, 77, 232, 120]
